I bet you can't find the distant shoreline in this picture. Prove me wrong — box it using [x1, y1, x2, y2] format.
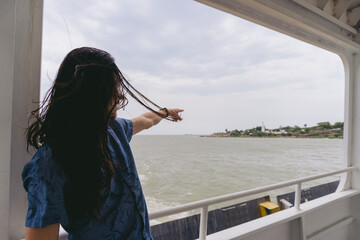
[206, 122, 344, 139]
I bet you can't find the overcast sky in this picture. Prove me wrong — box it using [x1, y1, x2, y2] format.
[41, 0, 345, 135]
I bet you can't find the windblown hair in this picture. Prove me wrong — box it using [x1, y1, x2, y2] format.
[26, 47, 165, 221]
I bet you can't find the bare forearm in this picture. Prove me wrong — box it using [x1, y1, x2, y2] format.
[132, 110, 166, 135]
[132, 108, 183, 135]
[140, 111, 164, 128]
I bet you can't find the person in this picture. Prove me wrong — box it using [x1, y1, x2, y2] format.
[22, 47, 183, 240]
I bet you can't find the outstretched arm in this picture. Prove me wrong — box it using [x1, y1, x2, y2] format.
[132, 108, 183, 135]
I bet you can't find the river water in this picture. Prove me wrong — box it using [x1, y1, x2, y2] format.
[130, 135, 343, 224]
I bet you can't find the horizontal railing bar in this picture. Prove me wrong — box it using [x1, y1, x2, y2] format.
[149, 166, 359, 219]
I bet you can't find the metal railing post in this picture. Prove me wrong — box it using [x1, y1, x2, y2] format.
[199, 206, 209, 240]
[295, 183, 302, 210]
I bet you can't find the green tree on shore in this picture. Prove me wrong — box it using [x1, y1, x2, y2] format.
[333, 122, 344, 130]
[317, 122, 331, 129]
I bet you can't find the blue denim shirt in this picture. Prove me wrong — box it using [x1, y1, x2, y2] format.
[22, 118, 153, 240]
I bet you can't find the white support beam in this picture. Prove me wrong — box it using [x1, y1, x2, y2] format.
[0, 0, 43, 239]
[316, 0, 329, 10]
[348, 53, 360, 189]
[333, 0, 352, 19]
[258, 0, 359, 46]
[347, 4, 360, 27]
[196, 0, 360, 55]
[339, 11, 347, 24]
[305, 0, 317, 6]
[292, 0, 358, 34]
[305, 0, 317, 5]
[323, 0, 335, 15]
[0, 1, 16, 239]
[338, 51, 360, 192]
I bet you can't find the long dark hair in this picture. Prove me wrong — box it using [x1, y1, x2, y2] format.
[26, 47, 165, 221]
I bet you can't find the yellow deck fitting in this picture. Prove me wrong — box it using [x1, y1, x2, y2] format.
[259, 201, 280, 217]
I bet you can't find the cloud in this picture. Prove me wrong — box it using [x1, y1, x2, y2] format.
[41, 0, 345, 134]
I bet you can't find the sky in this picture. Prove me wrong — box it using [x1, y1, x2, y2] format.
[41, 0, 345, 135]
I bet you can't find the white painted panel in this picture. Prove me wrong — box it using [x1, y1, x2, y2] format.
[349, 194, 360, 239]
[304, 198, 350, 239]
[238, 218, 302, 240]
[314, 226, 349, 240]
[0, 172, 10, 240]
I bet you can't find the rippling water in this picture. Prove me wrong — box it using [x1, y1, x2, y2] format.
[130, 135, 343, 223]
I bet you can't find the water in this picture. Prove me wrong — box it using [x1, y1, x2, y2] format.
[130, 135, 343, 223]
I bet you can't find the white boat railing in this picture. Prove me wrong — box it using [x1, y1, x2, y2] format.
[149, 166, 360, 240]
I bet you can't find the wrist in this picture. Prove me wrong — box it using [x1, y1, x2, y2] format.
[159, 108, 169, 118]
